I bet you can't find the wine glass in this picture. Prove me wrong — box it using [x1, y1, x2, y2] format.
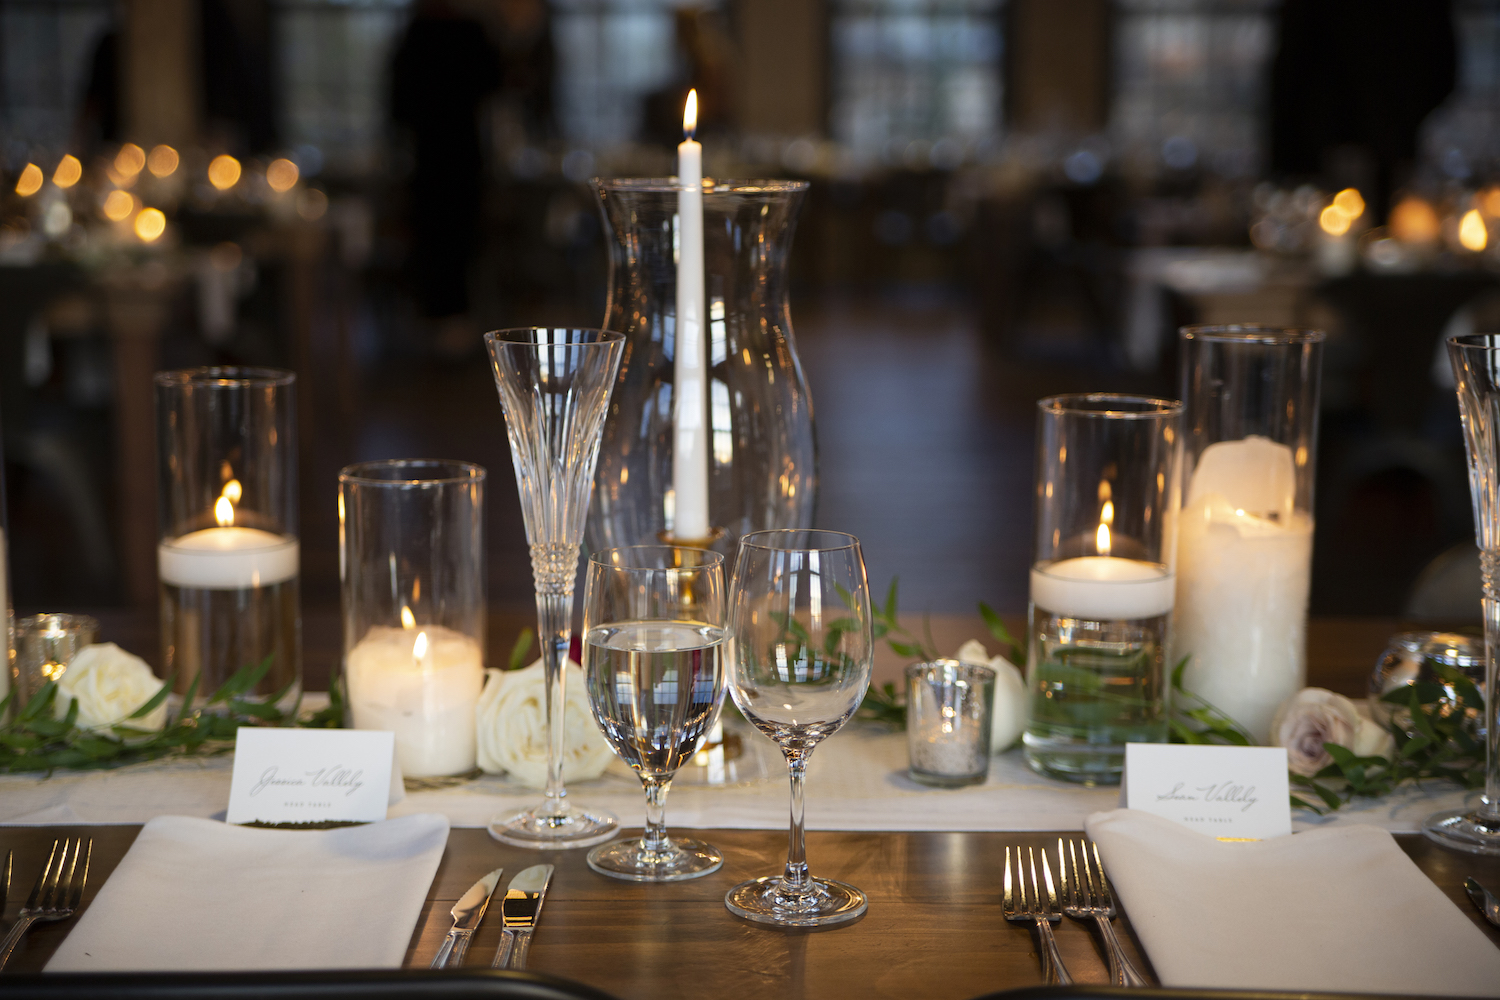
[724, 529, 873, 927]
[581, 546, 728, 880]
[485, 327, 623, 849]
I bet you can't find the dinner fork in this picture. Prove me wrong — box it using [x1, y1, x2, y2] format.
[1003, 845, 1071, 985]
[0, 838, 92, 970]
[1059, 838, 1148, 986]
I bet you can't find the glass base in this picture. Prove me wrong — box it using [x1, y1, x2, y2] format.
[587, 835, 722, 882]
[724, 875, 867, 928]
[488, 802, 618, 849]
[1023, 740, 1123, 786]
[1423, 807, 1500, 856]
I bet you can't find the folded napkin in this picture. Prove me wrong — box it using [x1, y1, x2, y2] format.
[47, 813, 448, 972]
[1086, 809, 1500, 997]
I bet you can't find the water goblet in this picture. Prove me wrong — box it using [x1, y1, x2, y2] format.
[486, 327, 624, 849]
[582, 545, 728, 880]
[723, 529, 873, 927]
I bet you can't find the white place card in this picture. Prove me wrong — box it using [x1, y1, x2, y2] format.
[227, 728, 396, 826]
[1122, 742, 1292, 840]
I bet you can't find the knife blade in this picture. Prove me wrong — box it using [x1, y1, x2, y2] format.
[1465, 877, 1500, 929]
[491, 864, 554, 970]
[430, 866, 504, 969]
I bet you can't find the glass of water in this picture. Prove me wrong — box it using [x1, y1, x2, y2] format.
[582, 545, 727, 880]
[724, 529, 873, 927]
[1026, 394, 1182, 785]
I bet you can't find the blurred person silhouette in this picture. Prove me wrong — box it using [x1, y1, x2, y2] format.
[1270, 0, 1456, 224]
[492, 0, 556, 145]
[391, 0, 502, 358]
[642, 6, 736, 148]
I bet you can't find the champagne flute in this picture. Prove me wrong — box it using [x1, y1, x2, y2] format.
[724, 529, 873, 927]
[486, 327, 623, 849]
[582, 546, 728, 880]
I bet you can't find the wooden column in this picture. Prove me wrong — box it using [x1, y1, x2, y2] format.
[122, 0, 200, 146]
[734, 0, 827, 136]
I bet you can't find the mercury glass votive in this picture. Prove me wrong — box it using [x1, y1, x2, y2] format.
[15, 613, 99, 705]
[907, 659, 995, 787]
[340, 460, 486, 781]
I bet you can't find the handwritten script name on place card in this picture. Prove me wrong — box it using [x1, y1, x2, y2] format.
[1123, 743, 1292, 840]
[227, 729, 395, 825]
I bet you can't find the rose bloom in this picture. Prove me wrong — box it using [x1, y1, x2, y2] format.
[956, 639, 1028, 752]
[475, 658, 614, 788]
[1270, 687, 1396, 777]
[53, 642, 168, 731]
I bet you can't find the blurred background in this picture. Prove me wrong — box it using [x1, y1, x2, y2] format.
[3, 0, 1500, 640]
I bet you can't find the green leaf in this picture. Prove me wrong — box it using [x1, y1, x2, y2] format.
[128, 674, 176, 720]
[883, 578, 898, 622]
[508, 629, 534, 671]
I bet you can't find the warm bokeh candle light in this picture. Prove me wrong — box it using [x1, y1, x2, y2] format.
[147, 145, 179, 177]
[52, 155, 82, 189]
[1390, 196, 1440, 244]
[1319, 204, 1352, 236]
[14, 163, 42, 196]
[266, 158, 299, 193]
[208, 154, 242, 190]
[134, 207, 166, 242]
[114, 144, 145, 177]
[1459, 209, 1488, 252]
[102, 189, 135, 222]
[1332, 188, 1365, 219]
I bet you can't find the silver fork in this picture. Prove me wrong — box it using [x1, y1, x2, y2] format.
[1003, 845, 1071, 985]
[0, 838, 92, 970]
[1059, 837, 1148, 987]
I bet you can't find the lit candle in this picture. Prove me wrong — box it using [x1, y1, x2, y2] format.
[157, 491, 298, 590]
[346, 621, 484, 778]
[1030, 554, 1175, 621]
[673, 89, 710, 541]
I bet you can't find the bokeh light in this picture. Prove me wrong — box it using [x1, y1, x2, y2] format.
[102, 189, 135, 222]
[134, 207, 167, 242]
[53, 154, 82, 189]
[147, 145, 179, 178]
[296, 187, 328, 220]
[266, 158, 299, 193]
[208, 155, 242, 190]
[14, 163, 43, 196]
[1459, 209, 1488, 252]
[1332, 188, 1365, 219]
[1319, 205, 1352, 237]
[115, 144, 146, 177]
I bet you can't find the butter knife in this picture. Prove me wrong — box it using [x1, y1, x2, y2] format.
[1465, 877, 1500, 928]
[492, 864, 554, 970]
[430, 866, 504, 969]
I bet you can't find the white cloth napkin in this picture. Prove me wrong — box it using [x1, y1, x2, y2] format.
[1086, 808, 1500, 997]
[46, 813, 449, 972]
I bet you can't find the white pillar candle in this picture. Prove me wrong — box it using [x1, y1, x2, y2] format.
[1030, 556, 1175, 620]
[346, 623, 484, 778]
[1174, 437, 1313, 743]
[157, 527, 299, 589]
[673, 89, 710, 540]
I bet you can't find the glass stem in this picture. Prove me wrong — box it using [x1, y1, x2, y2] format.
[1482, 552, 1500, 822]
[536, 588, 573, 819]
[642, 777, 672, 853]
[782, 752, 811, 894]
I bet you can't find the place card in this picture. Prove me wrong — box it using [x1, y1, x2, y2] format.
[1122, 743, 1292, 840]
[227, 728, 397, 826]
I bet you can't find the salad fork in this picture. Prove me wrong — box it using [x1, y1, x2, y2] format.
[1059, 837, 1148, 986]
[1004, 845, 1071, 985]
[0, 838, 92, 970]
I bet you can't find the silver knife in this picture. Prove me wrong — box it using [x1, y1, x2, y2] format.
[429, 866, 504, 969]
[1465, 877, 1500, 928]
[491, 864, 554, 970]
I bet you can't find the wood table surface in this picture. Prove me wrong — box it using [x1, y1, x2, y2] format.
[2, 616, 1495, 998]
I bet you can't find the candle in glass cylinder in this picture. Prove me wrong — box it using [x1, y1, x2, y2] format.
[1030, 556, 1175, 621]
[345, 623, 484, 778]
[673, 88, 710, 541]
[158, 501, 299, 589]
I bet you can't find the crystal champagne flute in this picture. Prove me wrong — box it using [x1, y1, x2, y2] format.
[582, 545, 727, 880]
[724, 529, 873, 926]
[485, 327, 624, 848]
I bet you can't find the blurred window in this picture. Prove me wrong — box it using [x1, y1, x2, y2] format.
[0, 0, 113, 158]
[1111, 0, 1277, 178]
[829, 0, 1003, 162]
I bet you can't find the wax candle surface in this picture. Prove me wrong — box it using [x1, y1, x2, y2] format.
[346, 623, 483, 778]
[1174, 436, 1312, 742]
[673, 89, 710, 540]
[1030, 556, 1175, 621]
[158, 527, 299, 590]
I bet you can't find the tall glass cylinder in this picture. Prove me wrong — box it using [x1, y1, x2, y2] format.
[156, 368, 300, 708]
[1432, 334, 1500, 854]
[340, 460, 486, 780]
[1174, 327, 1324, 743]
[1025, 394, 1182, 785]
[588, 179, 816, 557]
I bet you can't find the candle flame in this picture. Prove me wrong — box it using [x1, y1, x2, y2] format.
[221, 478, 242, 503]
[1319, 204, 1351, 237]
[1096, 522, 1111, 556]
[1332, 188, 1364, 219]
[401, 606, 416, 629]
[215, 495, 235, 527]
[1459, 209, 1488, 252]
[684, 89, 698, 139]
[413, 630, 428, 660]
[1101, 499, 1115, 524]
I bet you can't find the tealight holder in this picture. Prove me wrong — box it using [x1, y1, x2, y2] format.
[907, 659, 995, 787]
[14, 613, 99, 705]
[155, 368, 300, 709]
[340, 460, 486, 782]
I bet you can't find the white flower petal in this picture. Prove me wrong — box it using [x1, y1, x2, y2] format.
[53, 643, 166, 732]
[475, 658, 614, 788]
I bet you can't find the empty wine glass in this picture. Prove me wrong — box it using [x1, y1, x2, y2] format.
[724, 529, 873, 927]
[582, 546, 728, 881]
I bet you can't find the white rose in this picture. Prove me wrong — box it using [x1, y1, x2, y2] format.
[53, 643, 167, 732]
[1270, 687, 1393, 777]
[956, 639, 1028, 753]
[475, 658, 614, 788]
[1352, 706, 1396, 761]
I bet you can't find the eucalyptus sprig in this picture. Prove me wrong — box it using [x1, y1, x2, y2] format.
[0, 657, 339, 774]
